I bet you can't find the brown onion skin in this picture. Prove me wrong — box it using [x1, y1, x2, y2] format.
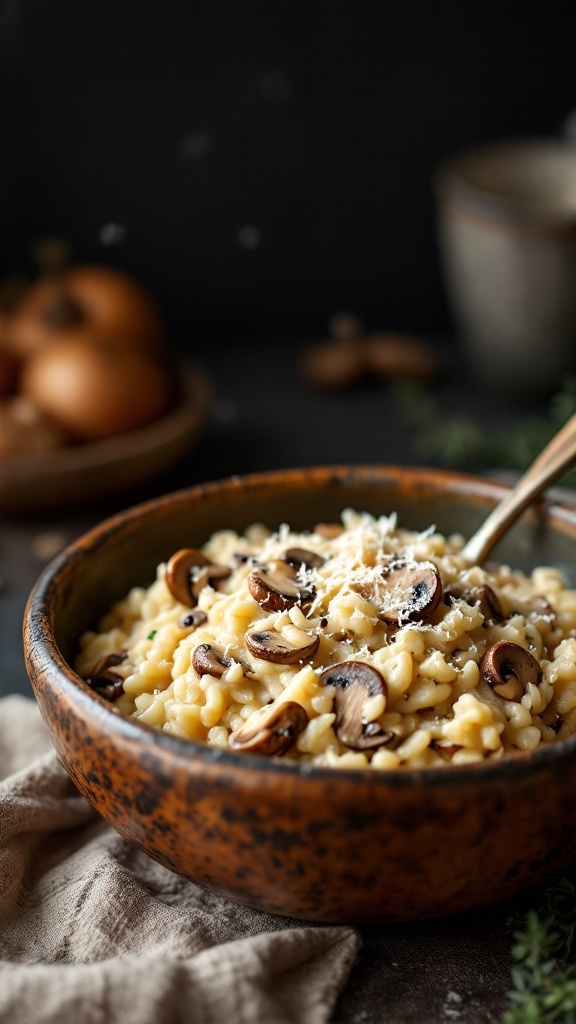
[20, 336, 174, 441]
[63, 266, 165, 351]
[0, 342, 18, 396]
[5, 265, 165, 361]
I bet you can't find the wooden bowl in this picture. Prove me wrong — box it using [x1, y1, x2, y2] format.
[0, 361, 211, 514]
[23, 466, 576, 923]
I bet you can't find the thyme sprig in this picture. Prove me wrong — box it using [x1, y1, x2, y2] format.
[394, 374, 576, 482]
[504, 869, 576, 1023]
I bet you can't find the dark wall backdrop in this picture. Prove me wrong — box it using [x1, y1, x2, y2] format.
[0, 0, 574, 348]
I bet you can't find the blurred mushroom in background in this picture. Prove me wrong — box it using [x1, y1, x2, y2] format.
[299, 310, 438, 391]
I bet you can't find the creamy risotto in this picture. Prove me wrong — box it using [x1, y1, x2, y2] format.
[75, 511, 576, 769]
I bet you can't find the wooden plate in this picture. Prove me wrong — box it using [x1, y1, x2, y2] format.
[0, 361, 212, 514]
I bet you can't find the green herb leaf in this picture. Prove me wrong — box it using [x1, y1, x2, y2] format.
[394, 374, 576, 486]
[504, 866, 576, 1023]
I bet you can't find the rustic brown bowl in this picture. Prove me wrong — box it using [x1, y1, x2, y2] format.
[1, 361, 211, 514]
[23, 465, 576, 923]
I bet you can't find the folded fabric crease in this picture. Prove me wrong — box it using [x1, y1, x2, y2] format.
[0, 695, 360, 1024]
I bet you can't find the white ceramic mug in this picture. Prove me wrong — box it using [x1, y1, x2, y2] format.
[435, 139, 576, 393]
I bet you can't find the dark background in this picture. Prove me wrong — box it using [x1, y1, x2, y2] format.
[0, 0, 574, 349]
[1, 13, 574, 1018]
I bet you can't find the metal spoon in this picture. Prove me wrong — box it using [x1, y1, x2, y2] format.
[461, 411, 576, 565]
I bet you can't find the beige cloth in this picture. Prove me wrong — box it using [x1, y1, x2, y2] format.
[0, 696, 360, 1024]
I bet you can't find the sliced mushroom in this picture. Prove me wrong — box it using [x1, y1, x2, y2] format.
[520, 596, 557, 630]
[166, 548, 209, 604]
[178, 609, 208, 630]
[192, 643, 233, 679]
[540, 705, 561, 732]
[447, 584, 503, 623]
[480, 641, 541, 701]
[354, 559, 442, 626]
[84, 651, 127, 702]
[190, 563, 232, 600]
[245, 628, 320, 664]
[314, 522, 343, 539]
[284, 547, 325, 570]
[229, 701, 309, 756]
[525, 595, 555, 618]
[472, 585, 503, 622]
[165, 548, 231, 607]
[248, 561, 316, 612]
[319, 661, 393, 750]
[229, 552, 252, 566]
[430, 739, 463, 762]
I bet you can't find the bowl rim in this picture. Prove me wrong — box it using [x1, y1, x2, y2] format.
[434, 137, 576, 230]
[24, 463, 576, 789]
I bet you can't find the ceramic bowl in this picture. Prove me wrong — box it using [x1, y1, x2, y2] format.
[434, 139, 576, 394]
[23, 465, 576, 923]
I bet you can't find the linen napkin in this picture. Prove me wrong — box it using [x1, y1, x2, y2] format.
[0, 695, 360, 1024]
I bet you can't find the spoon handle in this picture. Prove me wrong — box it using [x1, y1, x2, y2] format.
[461, 412, 576, 565]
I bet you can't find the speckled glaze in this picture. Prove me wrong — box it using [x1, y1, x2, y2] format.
[23, 466, 576, 923]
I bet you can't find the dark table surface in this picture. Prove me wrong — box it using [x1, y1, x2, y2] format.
[0, 335, 563, 1023]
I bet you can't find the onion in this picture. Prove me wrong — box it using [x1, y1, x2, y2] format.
[21, 336, 174, 441]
